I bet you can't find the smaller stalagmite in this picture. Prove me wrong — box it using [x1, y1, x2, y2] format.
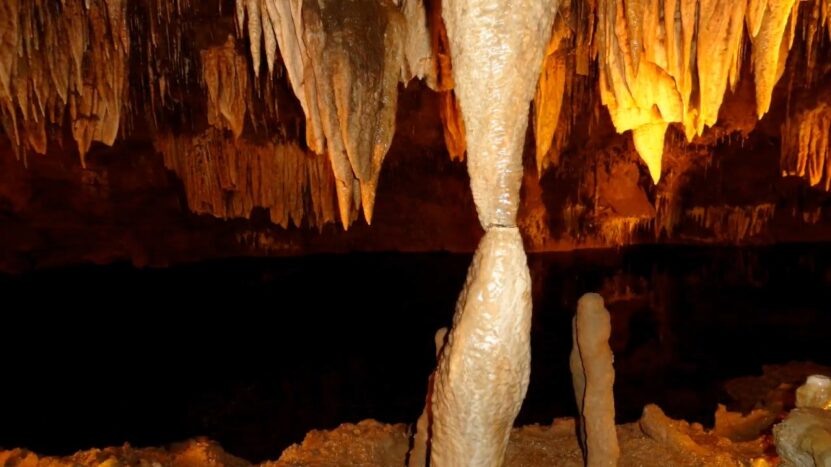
[408, 327, 447, 467]
[570, 293, 619, 467]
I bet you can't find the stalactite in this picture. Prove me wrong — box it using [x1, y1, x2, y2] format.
[400, 0, 436, 84]
[154, 128, 338, 229]
[430, 0, 466, 162]
[654, 193, 683, 239]
[597, 0, 802, 184]
[0, 0, 129, 165]
[685, 204, 776, 243]
[439, 91, 466, 162]
[202, 37, 250, 139]
[802, 207, 823, 225]
[598, 217, 651, 245]
[131, 0, 195, 132]
[803, 0, 831, 84]
[781, 96, 831, 191]
[533, 11, 573, 174]
[748, 0, 800, 118]
[235, 0, 428, 228]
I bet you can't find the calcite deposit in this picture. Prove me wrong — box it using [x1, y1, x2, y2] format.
[570, 293, 619, 466]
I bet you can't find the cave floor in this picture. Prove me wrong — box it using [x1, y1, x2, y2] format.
[274, 416, 764, 467]
[0, 417, 757, 467]
[7, 359, 823, 466]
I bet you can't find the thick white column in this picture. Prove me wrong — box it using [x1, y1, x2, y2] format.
[428, 1, 557, 465]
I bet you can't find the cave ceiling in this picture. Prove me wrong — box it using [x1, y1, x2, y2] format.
[1, 0, 831, 271]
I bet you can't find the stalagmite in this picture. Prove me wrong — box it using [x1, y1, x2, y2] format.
[155, 129, 338, 229]
[570, 293, 620, 467]
[408, 327, 448, 467]
[428, 0, 556, 465]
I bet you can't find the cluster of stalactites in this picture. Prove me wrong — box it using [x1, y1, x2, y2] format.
[595, 0, 802, 184]
[202, 37, 250, 140]
[429, 0, 466, 163]
[686, 204, 777, 243]
[234, 0, 435, 229]
[0, 0, 129, 166]
[155, 128, 339, 229]
[532, 0, 596, 177]
[781, 97, 831, 191]
[135, 0, 195, 131]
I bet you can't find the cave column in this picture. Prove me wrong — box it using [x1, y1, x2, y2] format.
[428, 1, 557, 466]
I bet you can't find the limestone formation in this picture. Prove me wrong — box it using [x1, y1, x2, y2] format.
[430, 228, 534, 466]
[781, 92, 831, 191]
[1, 0, 830, 238]
[569, 293, 620, 467]
[774, 408, 831, 467]
[796, 375, 831, 410]
[408, 327, 448, 467]
[0, 0, 129, 165]
[155, 129, 338, 229]
[597, 0, 802, 184]
[428, 0, 556, 465]
[235, 0, 434, 228]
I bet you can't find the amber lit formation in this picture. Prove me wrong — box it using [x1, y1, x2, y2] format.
[1, 0, 829, 236]
[781, 90, 831, 191]
[595, 0, 803, 183]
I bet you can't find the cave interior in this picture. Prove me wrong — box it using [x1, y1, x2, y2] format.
[1, 0, 831, 465]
